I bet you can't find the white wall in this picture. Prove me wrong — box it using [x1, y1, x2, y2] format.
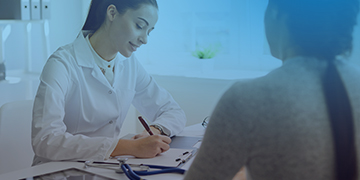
[3, 0, 85, 72]
[151, 75, 235, 125]
[3, 0, 359, 74]
[121, 75, 236, 136]
[136, 0, 360, 73]
[136, 0, 282, 74]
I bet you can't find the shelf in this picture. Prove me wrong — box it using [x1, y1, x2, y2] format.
[143, 65, 269, 80]
[0, 20, 45, 24]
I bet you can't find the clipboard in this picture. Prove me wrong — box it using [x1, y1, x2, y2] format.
[120, 134, 202, 149]
[107, 148, 197, 167]
[169, 136, 202, 149]
[111, 134, 201, 167]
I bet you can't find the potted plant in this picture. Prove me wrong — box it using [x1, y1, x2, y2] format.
[192, 43, 221, 73]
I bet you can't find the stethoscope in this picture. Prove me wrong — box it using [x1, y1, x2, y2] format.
[84, 157, 186, 180]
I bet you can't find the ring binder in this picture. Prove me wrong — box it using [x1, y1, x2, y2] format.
[30, 0, 40, 20]
[40, 0, 50, 19]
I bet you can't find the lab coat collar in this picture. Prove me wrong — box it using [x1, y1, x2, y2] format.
[73, 31, 128, 69]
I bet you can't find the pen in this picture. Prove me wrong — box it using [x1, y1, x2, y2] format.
[138, 116, 154, 135]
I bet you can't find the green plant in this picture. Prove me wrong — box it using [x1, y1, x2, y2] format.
[192, 44, 221, 59]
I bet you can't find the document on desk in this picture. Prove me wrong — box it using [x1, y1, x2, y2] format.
[112, 134, 200, 167]
[120, 134, 202, 149]
[170, 136, 202, 149]
[107, 148, 196, 167]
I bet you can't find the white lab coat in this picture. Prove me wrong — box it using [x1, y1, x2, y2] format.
[31, 31, 186, 165]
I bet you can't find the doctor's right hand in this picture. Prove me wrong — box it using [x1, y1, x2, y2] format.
[110, 135, 171, 158]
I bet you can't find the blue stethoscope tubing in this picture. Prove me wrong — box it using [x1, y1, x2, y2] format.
[120, 164, 186, 180]
[121, 164, 142, 180]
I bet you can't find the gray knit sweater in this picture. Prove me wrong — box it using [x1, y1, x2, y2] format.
[184, 57, 360, 180]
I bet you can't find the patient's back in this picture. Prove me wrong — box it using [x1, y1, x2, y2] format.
[219, 57, 360, 179]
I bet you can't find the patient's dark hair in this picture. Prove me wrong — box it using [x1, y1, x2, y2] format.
[269, 0, 359, 179]
[270, 0, 358, 59]
[82, 0, 158, 32]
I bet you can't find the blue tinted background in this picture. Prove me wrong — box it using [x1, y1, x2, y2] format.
[3, 0, 360, 80]
[0, 0, 360, 150]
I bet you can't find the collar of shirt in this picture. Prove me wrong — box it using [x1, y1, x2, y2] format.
[73, 31, 128, 69]
[85, 34, 116, 73]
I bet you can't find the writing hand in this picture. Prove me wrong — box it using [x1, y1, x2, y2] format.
[111, 134, 171, 158]
[132, 126, 162, 139]
[132, 135, 171, 158]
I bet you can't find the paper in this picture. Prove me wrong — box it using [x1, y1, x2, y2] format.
[120, 134, 202, 149]
[193, 141, 202, 148]
[120, 133, 135, 140]
[169, 136, 202, 149]
[107, 148, 196, 167]
[114, 134, 200, 167]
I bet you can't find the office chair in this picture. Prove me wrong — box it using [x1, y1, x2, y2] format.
[0, 100, 34, 175]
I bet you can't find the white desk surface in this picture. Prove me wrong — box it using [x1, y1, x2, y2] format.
[0, 123, 205, 180]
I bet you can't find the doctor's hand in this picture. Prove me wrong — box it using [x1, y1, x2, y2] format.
[111, 135, 171, 158]
[132, 135, 172, 158]
[132, 126, 162, 139]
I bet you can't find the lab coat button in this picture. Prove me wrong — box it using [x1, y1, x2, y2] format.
[108, 90, 112, 94]
[109, 120, 114, 124]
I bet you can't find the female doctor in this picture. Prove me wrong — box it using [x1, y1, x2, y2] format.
[31, 0, 186, 165]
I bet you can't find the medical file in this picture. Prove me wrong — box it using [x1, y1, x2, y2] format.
[170, 136, 202, 149]
[77, 148, 196, 168]
[77, 148, 197, 168]
[120, 134, 202, 149]
[95, 134, 202, 167]
[109, 148, 197, 167]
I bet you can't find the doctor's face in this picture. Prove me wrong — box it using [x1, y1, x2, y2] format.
[109, 4, 158, 58]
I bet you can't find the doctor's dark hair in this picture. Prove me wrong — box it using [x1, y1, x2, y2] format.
[269, 0, 359, 180]
[82, 0, 158, 32]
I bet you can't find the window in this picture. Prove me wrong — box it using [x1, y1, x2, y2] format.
[135, 0, 281, 79]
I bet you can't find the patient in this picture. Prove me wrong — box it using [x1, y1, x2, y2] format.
[184, 0, 360, 179]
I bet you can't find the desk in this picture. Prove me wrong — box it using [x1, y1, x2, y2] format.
[0, 124, 205, 180]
